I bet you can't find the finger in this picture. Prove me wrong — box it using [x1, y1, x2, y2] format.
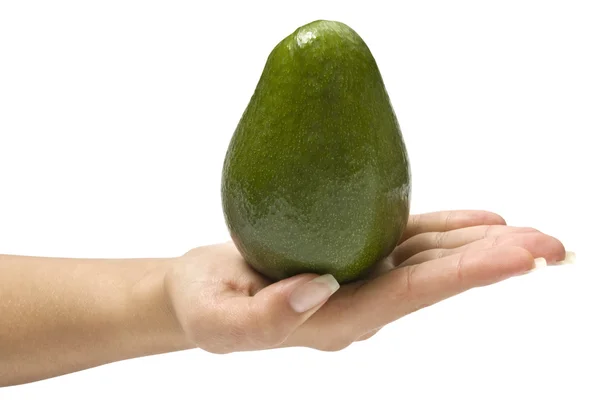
[398, 232, 566, 267]
[351, 246, 535, 332]
[226, 273, 340, 351]
[399, 210, 506, 243]
[393, 225, 534, 264]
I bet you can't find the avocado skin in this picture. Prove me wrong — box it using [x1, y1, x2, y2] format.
[221, 20, 411, 284]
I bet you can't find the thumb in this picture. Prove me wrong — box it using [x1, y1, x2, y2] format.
[238, 273, 340, 349]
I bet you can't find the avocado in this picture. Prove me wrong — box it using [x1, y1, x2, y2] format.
[221, 20, 411, 284]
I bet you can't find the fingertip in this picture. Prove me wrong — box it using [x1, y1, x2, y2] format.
[549, 236, 567, 264]
[243, 272, 335, 348]
[493, 245, 536, 276]
[288, 274, 340, 313]
[254, 272, 339, 313]
[480, 210, 507, 226]
[525, 232, 567, 265]
[455, 210, 507, 230]
[496, 215, 508, 226]
[257, 273, 320, 298]
[555, 251, 576, 265]
[468, 246, 535, 285]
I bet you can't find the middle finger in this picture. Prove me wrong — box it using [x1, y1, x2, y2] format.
[392, 225, 537, 265]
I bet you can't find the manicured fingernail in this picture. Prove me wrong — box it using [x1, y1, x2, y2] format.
[523, 257, 547, 274]
[289, 274, 340, 313]
[556, 251, 576, 265]
[533, 257, 547, 269]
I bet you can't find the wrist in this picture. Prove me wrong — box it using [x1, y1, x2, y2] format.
[125, 257, 195, 357]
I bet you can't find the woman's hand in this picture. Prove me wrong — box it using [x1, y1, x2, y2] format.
[0, 209, 571, 386]
[166, 210, 568, 354]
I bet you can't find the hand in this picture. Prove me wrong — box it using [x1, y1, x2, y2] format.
[165, 210, 567, 354]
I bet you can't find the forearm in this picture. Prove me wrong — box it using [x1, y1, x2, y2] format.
[0, 254, 192, 387]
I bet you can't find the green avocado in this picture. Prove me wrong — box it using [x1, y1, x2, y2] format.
[221, 20, 411, 284]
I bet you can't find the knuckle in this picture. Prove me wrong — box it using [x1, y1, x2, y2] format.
[384, 267, 415, 303]
[484, 211, 506, 225]
[434, 231, 447, 248]
[477, 236, 502, 249]
[454, 252, 467, 286]
[403, 265, 417, 295]
[443, 211, 455, 230]
[490, 234, 501, 247]
[482, 224, 494, 238]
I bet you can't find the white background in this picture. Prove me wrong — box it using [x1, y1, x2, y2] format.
[1, 0, 598, 399]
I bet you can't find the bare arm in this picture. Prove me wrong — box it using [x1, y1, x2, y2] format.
[0, 255, 192, 387]
[0, 211, 569, 388]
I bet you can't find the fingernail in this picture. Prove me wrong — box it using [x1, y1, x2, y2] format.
[289, 274, 340, 313]
[524, 257, 547, 274]
[534, 257, 547, 269]
[555, 251, 576, 265]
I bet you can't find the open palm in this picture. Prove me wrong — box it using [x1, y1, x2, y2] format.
[167, 210, 566, 353]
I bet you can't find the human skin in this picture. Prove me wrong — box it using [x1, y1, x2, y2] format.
[0, 210, 569, 387]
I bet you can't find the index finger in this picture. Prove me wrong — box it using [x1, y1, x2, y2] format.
[399, 210, 507, 243]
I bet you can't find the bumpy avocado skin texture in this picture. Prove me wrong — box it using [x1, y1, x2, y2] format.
[222, 20, 411, 284]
